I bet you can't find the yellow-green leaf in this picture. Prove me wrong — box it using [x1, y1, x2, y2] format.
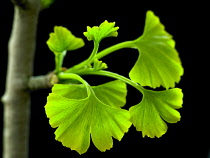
[129, 88, 183, 138]
[129, 11, 184, 89]
[45, 80, 131, 154]
[47, 26, 84, 53]
[83, 20, 119, 43]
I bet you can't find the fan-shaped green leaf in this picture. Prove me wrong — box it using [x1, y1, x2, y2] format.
[83, 20, 119, 43]
[129, 11, 183, 89]
[92, 80, 127, 108]
[129, 88, 183, 138]
[47, 26, 84, 53]
[45, 80, 131, 154]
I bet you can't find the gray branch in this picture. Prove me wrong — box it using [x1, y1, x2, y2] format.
[28, 72, 58, 90]
[1, 1, 41, 158]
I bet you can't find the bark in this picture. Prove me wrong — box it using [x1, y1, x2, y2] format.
[28, 72, 57, 90]
[1, 1, 40, 158]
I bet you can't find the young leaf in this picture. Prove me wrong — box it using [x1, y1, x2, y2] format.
[47, 26, 84, 53]
[129, 11, 184, 89]
[45, 80, 131, 154]
[41, 0, 54, 9]
[83, 20, 119, 43]
[129, 88, 183, 138]
[93, 59, 108, 71]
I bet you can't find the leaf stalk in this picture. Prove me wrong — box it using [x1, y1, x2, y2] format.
[66, 42, 99, 73]
[54, 51, 66, 74]
[76, 70, 144, 93]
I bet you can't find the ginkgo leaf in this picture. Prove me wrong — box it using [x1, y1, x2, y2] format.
[45, 80, 131, 154]
[51, 83, 87, 99]
[129, 11, 184, 89]
[129, 88, 183, 138]
[92, 80, 127, 108]
[51, 80, 127, 108]
[47, 26, 84, 53]
[93, 59, 108, 71]
[83, 20, 119, 43]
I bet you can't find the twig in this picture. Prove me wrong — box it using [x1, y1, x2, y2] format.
[28, 72, 58, 91]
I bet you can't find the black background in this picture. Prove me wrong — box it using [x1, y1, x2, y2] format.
[0, 1, 209, 158]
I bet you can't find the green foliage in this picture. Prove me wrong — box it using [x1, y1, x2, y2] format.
[45, 10, 184, 154]
[83, 20, 119, 43]
[47, 26, 84, 53]
[45, 77, 131, 154]
[130, 88, 183, 138]
[129, 11, 184, 89]
[41, 0, 55, 9]
[93, 59, 108, 71]
[92, 80, 127, 108]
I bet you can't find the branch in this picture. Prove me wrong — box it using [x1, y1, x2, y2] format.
[2, 1, 40, 158]
[28, 72, 58, 90]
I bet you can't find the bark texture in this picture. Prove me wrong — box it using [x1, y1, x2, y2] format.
[1, 1, 40, 158]
[28, 72, 57, 90]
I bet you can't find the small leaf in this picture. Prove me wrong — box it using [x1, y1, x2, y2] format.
[45, 80, 131, 154]
[129, 11, 184, 89]
[93, 59, 108, 71]
[47, 26, 84, 53]
[41, 0, 54, 9]
[129, 88, 183, 138]
[83, 20, 119, 43]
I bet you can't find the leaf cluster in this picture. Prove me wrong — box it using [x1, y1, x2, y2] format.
[83, 20, 119, 43]
[45, 11, 184, 154]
